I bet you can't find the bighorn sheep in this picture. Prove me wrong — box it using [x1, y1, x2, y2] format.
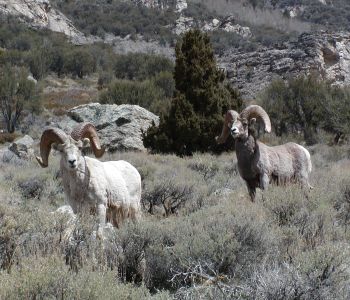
[216, 105, 312, 201]
[36, 123, 142, 235]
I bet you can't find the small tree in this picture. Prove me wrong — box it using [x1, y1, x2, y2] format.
[63, 48, 95, 78]
[28, 39, 54, 80]
[144, 29, 242, 155]
[0, 66, 39, 133]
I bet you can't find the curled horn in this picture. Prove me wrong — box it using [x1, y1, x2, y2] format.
[36, 128, 68, 168]
[216, 110, 239, 144]
[71, 123, 105, 158]
[240, 105, 271, 133]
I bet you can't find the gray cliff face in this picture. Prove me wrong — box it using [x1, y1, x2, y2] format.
[0, 0, 96, 44]
[219, 31, 350, 99]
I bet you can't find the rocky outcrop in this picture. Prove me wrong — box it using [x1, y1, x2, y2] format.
[175, 15, 252, 38]
[281, 6, 304, 18]
[8, 135, 34, 160]
[219, 31, 350, 99]
[173, 16, 195, 35]
[0, 0, 92, 44]
[56, 103, 159, 152]
[132, 0, 187, 12]
[0, 135, 34, 164]
[219, 16, 252, 38]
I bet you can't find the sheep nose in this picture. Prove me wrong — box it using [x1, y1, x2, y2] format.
[231, 127, 238, 134]
[68, 159, 76, 166]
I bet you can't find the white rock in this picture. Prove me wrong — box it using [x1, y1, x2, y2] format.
[173, 16, 194, 35]
[175, 0, 187, 13]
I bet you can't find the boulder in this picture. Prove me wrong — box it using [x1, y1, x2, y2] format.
[57, 103, 159, 152]
[219, 16, 252, 38]
[0, 147, 27, 165]
[8, 135, 34, 160]
[175, 0, 187, 13]
[173, 16, 194, 35]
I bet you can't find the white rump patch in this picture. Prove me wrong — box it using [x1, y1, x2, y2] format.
[297, 145, 312, 173]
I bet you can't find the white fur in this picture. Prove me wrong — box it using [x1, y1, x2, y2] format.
[297, 144, 312, 173]
[58, 139, 141, 234]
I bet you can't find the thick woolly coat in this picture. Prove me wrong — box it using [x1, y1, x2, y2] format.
[61, 156, 141, 228]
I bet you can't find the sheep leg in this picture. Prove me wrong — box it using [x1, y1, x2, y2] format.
[260, 173, 269, 190]
[246, 182, 256, 202]
[96, 204, 107, 239]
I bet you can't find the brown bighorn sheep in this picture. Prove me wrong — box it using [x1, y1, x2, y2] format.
[216, 105, 312, 201]
[36, 123, 142, 236]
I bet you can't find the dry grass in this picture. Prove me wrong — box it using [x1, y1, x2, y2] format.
[41, 75, 99, 115]
[0, 132, 18, 144]
[0, 145, 350, 298]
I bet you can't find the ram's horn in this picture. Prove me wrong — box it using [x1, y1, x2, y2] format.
[36, 128, 68, 168]
[239, 105, 271, 133]
[71, 123, 105, 158]
[216, 110, 239, 144]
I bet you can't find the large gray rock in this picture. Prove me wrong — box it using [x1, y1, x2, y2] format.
[8, 135, 35, 160]
[57, 103, 159, 152]
[0, 135, 36, 164]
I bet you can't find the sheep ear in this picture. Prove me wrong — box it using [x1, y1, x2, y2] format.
[55, 143, 64, 152]
[250, 118, 256, 126]
[82, 138, 90, 148]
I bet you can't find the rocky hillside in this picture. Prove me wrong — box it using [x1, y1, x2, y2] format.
[1, 0, 350, 99]
[220, 31, 350, 99]
[0, 0, 92, 44]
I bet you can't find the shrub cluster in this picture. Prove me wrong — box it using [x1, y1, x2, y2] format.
[100, 53, 175, 115]
[2, 147, 350, 298]
[260, 75, 350, 145]
[51, 0, 177, 44]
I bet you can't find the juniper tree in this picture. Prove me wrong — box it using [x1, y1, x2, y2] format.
[144, 29, 241, 155]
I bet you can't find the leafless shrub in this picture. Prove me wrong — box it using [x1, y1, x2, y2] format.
[142, 178, 194, 216]
[188, 158, 219, 181]
[172, 259, 244, 299]
[244, 263, 306, 300]
[244, 242, 350, 300]
[17, 178, 44, 199]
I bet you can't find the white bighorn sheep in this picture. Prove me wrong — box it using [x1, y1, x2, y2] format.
[216, 105, 312, 201]
[36, 123, 142, 235]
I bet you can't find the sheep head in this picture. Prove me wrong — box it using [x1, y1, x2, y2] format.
[36, 123, 104, 169]
[216, 105, 271, 144]
[216, 110, 240, 144]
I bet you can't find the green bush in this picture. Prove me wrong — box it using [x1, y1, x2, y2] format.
[99, 79, 169, 115]
[260, 75, 350, 145]
[0, 256, 170, 300]
[113, 53, 174, 81]
[63, 48, 96, 78]
[152, 71, 175, 99]
[0, 65, 41, 133]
